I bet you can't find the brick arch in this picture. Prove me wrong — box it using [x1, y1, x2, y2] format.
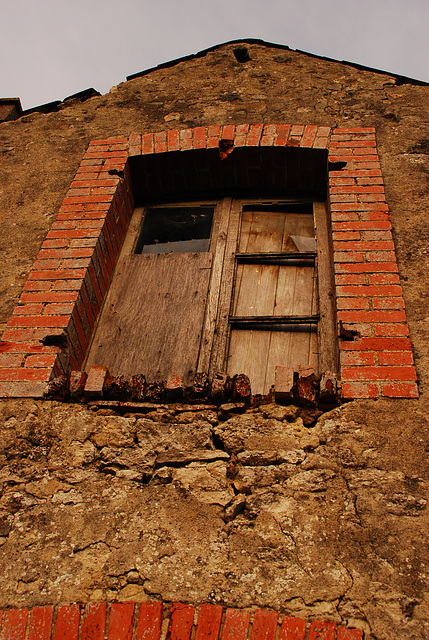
[0, 124, 418, 399]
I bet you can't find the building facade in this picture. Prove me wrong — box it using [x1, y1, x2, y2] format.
[0, 41, 428, 640]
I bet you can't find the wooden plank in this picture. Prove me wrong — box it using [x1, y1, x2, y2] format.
[194, 605, 223, 640]
[136, 603, 163, 640]
[198, 198, 232, 373]
[167, 604, 195, 640]
[221, 610, 250, 640]
[228, 329, 272, 394]
[209, 199, 242, 375]
[239, 212, 285, 253]
[109, 603, 135, 640]
[86, 251, 212, 385]
[233, 264, 278, 317]
[314, 201, 338, 373]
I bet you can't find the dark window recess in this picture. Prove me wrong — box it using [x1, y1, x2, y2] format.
[135, 206, 215, 254]
[233, 47, 251, 63]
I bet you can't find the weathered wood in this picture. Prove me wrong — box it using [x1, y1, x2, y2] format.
[208, 199, 242, 375]
[86, 251, 212, 385]
[197, 198, 232, 373]
[314, 201, 338, 373]
[227, 206, 320, 393]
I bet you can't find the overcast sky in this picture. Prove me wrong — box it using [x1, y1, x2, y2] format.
[2, 0, 429, 110]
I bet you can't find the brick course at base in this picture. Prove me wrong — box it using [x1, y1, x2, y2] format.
[0, 602, 363, 640]
[0, 124, 418, 400]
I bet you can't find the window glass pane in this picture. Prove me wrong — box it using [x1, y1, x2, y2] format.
[135, 205, 214, 254]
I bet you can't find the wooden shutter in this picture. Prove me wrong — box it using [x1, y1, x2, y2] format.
[85, 206, 213, 386]
[227, 205, 321, 395]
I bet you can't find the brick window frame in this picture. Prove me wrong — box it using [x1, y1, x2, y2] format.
[0, 124, 418, 399]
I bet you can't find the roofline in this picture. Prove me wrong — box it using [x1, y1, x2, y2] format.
[126, 38, 429, 87]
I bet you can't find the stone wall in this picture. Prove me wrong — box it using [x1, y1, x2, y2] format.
[0, 42, 429, 639]
[0, 397, 428, 638]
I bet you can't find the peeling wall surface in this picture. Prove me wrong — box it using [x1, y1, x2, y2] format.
[0, 43, 429, 640]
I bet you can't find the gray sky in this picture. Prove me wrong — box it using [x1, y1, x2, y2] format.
[2, 0, 429, 110]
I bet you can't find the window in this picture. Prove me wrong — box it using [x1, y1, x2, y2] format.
[85, 197, 337, 394]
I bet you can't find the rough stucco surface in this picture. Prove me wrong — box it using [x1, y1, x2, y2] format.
[0, 43, 429, 639]
[0, 398, 428, 640]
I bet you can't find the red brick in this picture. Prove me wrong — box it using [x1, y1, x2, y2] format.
[47, 229, 100, 239]
[336, 285, 402, 297]
[28, 606, 54, 640]
[275, 366, 295, 403]
[332, 221, 391, 232]
[337, 298, 369, 310]
[339, 337, 412, 351]
[279, 616, 306, 640]
[368, 273, 400, 284]
[0, 368, 52, 382]
[333, 251, 364, 263]
[194, 126, 206, 149]
[135, 603, 163, 640]
[250, 610, 278, 640]
[341, 382, 379, 399]
[334, 262, 398, 274]
[221, 609, 250, 640]
[300, 124, 318, 147]
[168, 603, 195, 640]
[23, 280, 52, 292]
[334, 241, 394, 252]
[372, 297, 404, 309]
[222, 125, 235, 139]
[52, 280, 82, 291]
[308, 620, 336, 640]
[340, 351, 377, 366]
[195, 604, 222, 640]
[25, 354, 58, 368]
[381, 381, 419, 398]
[332, 231, 360, 241]
[296, 367, 317, 406]
[168, 129, 180, 151]
[275, 124, 291, 146]
[378, 351, 414, 365]
[1, 328, 35, 342]
[81, 603, 106, 640]
[142, 133, 154, 154]
[247, 124, 263, 145]
[84, 366, 109, 399]
[7, 315, 69, 329]
[330, 202, 387, 212]
[341, 366, 417, 381]
[337, 628, 363, 640]
[334, 274, 366, 285]
[338, 310, 406, 323]
[108, 603, 135, 640]
[13, 304, 44, 315]
[1, 609, 28, 640]
[0, 353, 23, 367]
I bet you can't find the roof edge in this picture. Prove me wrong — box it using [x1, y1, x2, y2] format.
[126, 38, 429, 87]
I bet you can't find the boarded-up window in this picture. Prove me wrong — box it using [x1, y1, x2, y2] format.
[85, 199, 336, 392]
